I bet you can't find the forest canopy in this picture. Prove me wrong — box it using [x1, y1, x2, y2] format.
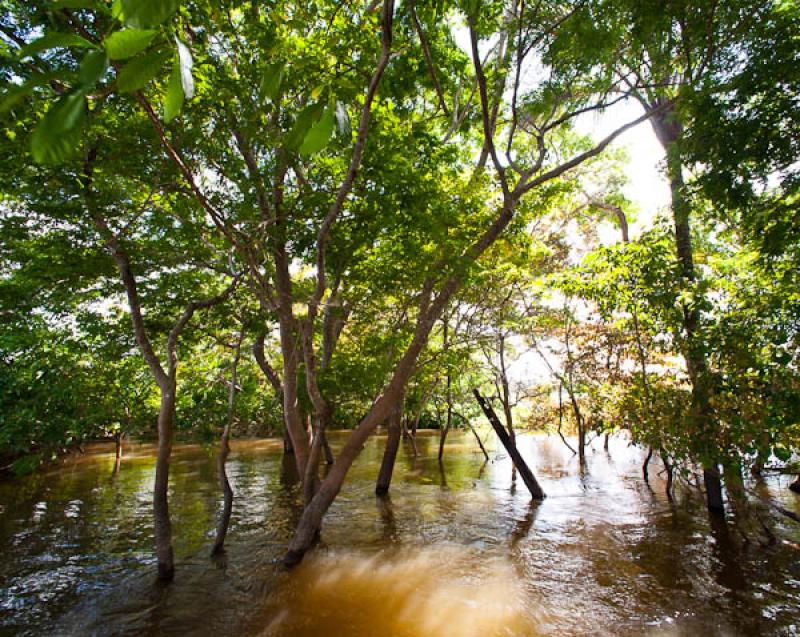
[0, 0, 798, 577]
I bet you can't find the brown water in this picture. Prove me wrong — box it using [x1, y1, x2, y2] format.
[1, 431, 799, 636]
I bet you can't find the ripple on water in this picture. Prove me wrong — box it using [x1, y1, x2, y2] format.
[257, 545, 546, 637]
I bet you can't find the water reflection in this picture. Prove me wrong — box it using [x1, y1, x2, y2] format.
[0, 432, 798, 636]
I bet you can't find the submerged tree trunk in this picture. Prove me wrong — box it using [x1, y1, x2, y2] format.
[651, 107, 723, 514]
[661, 451, 674, 500]
[438, 315, 452, 462]
[213, 329, 244, 555]
[643, 447, 654, 482]
[114, 432, 124, 471]
[376, 392, 404, 496]
[474, 390, 545, 499]
[321, 430, 335, 465]
[704, 467, 725, 512]
[154, 385, 176, 580]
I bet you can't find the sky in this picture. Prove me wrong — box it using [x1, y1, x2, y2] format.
[575, 100, 673, 240]
[507, 102, 674, 388]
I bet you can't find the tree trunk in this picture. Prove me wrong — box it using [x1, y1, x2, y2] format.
[474, 390, 545, 499]
[789, 475, 800, 494]
[154, 385, 176, 580]
[661, 451, 674, 500]
[704, 466, 725, 512]
[213, 331, 243, 555]
[321, 430, 334, 465]
[651, 107, 723, 515]
[642, 447, 654, 482]
[438, 316, 452, 462]
[283, 428, 294, 454]
[114, 432, 124, 472]
[212, 435, 234, 555]
[376, 393, 404, 496]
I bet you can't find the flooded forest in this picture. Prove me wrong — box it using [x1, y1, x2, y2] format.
[1, 0, 799, 635]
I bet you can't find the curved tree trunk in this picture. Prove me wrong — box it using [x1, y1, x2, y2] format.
[642, 447, 654, 482]
[376, 392, 404, 495]
[213, 330, 244, 555]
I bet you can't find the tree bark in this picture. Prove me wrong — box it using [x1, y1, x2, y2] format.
[642, 447, 654, 482]
[474, 390, 545, 499]
[213, 329, 244, 555]
[650, 105, 723, 514]
[376, 391, 404, 495]
[114, 432, 124, 470]
[154, 386, 176, 580]
[661, 451, 674, 500]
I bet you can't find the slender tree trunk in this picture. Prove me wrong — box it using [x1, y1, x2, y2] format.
[154, 384, 176, 580]
[457, 412, 489, 461]
[438, 406, 452, 462]
[642, 446, 654, 482]
[321, 430, 334, 465]
[114, 432, 124, 470]
[213, 331, 243, 555]
[376, 392, 404, 495]
[474, 390, 545, 499]
[651, 107, 723, 514]
[661, 451, 674, 500]
[438, 316, 452, 462]
[556, 383, 577, 454]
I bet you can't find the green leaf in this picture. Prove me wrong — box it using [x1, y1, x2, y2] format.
[163, 58, 184, 123]
[31, 89, 87, 164]
[285, 102, 324, 150]
[116, 49, 170, 92]
[120, 0, 179, 29]
[78, 50, 108, 86]
[175, 38, 194, 99]
[259, 63, 284, 102]
[299, 108, 335, 156]
[47, 0, 107, 10]
[103, 29, 158, 60]
[19, 33, 97, 58]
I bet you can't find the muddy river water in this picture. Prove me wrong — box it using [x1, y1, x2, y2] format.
[1, 431, 799, 636]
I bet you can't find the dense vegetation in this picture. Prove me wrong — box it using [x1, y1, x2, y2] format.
[1, 0, 798, 577]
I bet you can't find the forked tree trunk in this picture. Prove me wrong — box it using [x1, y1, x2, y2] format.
[376, 392, 404, 496]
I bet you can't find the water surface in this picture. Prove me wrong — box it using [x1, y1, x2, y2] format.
[1, 431, 799, 636]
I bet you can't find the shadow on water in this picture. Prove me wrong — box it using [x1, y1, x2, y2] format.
[0, 432, 799, 636]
